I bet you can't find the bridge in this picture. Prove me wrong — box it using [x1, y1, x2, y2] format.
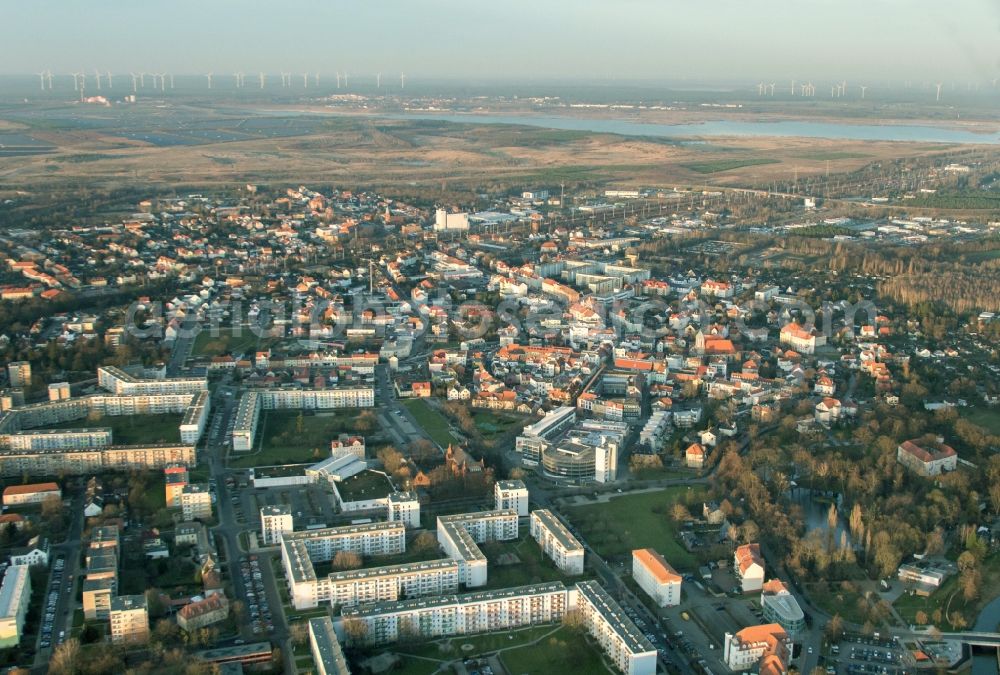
[896, 631, 1000, 648]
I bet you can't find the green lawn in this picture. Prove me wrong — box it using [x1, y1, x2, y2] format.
[42, 413, 182, 445]
[962, 407, 1000, 434]
[396, 624, 559, 661]
[563, 486, 704, 570]
[480, 535, 590, 590]
[402, 399, 459, 447]
[683, 158, 780, 174]
[500, 626, 614, 675]
[192, 325, 276, 357]
[804, 581, 870, 625]
[472, 410, 529, 439]
[229, 409, 360, 467]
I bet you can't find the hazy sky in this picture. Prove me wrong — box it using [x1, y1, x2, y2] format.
[5, 0, 998, 82]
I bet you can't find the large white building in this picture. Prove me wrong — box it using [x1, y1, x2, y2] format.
[2, 428, 112, 452]
[2, 482, 62, 506]
[97, 366, 206, 397]
[337, 581, 569, 646]
[0, 443, 195, 477]
[7, 362, 31, 389]
[232, 391, 261, 452]
[631, 548, 682, 607]
[494, 479, 529, 516]
[530, 509, 585, 575]
[575, 580, 657, 675]
[109, 594, 149, 645]
[896, 439, 958, 476]
[385, 491, 421, 528]
[0, 565, 31, 648]
[250, 387, 375, 410]
[437, 511, 518, 587]
[179, 391, 210, 444]
[760, 579, 805, 638]
[260, 504, 293, 545]
[433, 208, 470, 232]
[309, 616, 351, 675]
[735, 543, 766, 593]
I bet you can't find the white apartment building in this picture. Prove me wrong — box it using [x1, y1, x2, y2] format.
[97, 366, 207, 397]
[232, 391, 261, 452]
[437, 511, 518, 587]
[631, 548, 682, 607]
[109, 594, 150, 645]
[320, 560, 459, 608]
[181, 483, 212, 520]
[337, 581, 569, 646]
[2, 482, 62, 506]
[494, 480, 529, 516]
[735, 543, 766, 593]
[179, 391, 210, 444]
[575, 580, 657, 675]
[0, 443, 195, 478]
[251, 386, 375, 410]
[3, 428, 112, 451]
[433, 209, 470, 232]
[309, 616, 351, 675]
[48, 382, 71, 401]
[0, 565, 31, 648]
[260, 504, 293, 545]
[385, 491, 421, 528]
[530, 509, 585, 575]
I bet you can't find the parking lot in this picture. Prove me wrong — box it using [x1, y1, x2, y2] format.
[38, 555, 69, 650]
[833, 634, 907, 675]
[237, 554, 274, 637]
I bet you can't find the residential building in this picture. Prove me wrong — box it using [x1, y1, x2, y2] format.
[631, 549, 682, 607]
[261, 504, 293, 545]
[177, 594, 230, 632]
[723, 623, 790, 675]
[437, 511, 518, 587]
[685, 443, 705, 469]
[164, 465, 189, 507]
[7, 362, 31, 389]
[575, 580, 657, 675]
[97, 366, 206, 397]
[0, 443, 195, 477]
[179, 391, 210, 444]
[0, 565, 31, 647]
[10, 535, 48, 567]
[181, 483, 212, 520]
[530, 509, 585, 575]
[110, 594, 150, 645]
[48, 382, 72, 401]
[385, 491, 420, 528]
[760, 580, 805, 638]
[2, 482, 61, 506]
[896, 439, 957, 476]
[309, 616, 351, 675]
[735, 543, 765, 593]
[82, 577, 116, 620]
[494, 479, 529, 516]
[232, 391, 261, 452]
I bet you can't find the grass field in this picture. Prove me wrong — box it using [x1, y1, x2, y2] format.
[228, 409, 359, 467]
[803, 581, 870, 625]
[563, 486, 703, 569]
[192, 325, 273, 357]
[402, 399, 459, 447]
[683, 158, 780, 174]
[962, 407, 1000, 434]
[43, 413, 182, 445]
[480, 534, 590, 590]
[472, 410, 528, 439]
[500, 626, 614, 675]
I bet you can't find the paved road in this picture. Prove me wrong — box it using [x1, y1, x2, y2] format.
[33, 490, 85, 667]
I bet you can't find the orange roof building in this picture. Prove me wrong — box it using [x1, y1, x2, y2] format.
[632, 549, 682, 606]
[724, 623, 790, 674]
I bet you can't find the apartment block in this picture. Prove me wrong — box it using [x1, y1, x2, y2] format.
[260, 504, 293, 545]
[723, 623, 790, 674]
[0, 565, 31, 648]
[575, 580, 657, 675]
[631, 548, 682, 607]
[2, 482, 62, 506]
[98, 366, 206, 397]
[2, 428, 111, 452]
[109, 594, 150, 645]
[250, 386, 375, 410]
[309, 616, 351, 675]
[179, 390, 210, 444]
[232, 391, 261, 452]
[735, 543, 765, 593]
[164, 465, 190, 507]
[337, 581, 569, 646]
[7, 362, 31, 389]
[530, 509, 585, 575]
[181, 483, 213, 520]
[494, 479, 529, 516]
[385, 491, 420, 528]
[48, 382, 71, 401]
[437, 510, 518, 587]
[0, 443, 195, 478]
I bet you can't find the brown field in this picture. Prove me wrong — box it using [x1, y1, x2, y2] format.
[0, 103, 985, 194]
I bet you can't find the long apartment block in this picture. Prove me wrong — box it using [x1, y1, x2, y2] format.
[97, 366, 207, 396]
[529, 509, 585, 575]
[575, 580, 657, 675]
[0, 443, 195, 477]
[436, 510, 518, 587]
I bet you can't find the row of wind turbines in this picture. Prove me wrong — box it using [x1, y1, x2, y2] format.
[35, 70, 407, 93]
[758, 79, 999, 101]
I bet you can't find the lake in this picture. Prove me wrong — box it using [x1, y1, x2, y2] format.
[385, 112, 1000, 145]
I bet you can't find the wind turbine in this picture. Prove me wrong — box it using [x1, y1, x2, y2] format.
[233, 72, 243, 88]
[206, 72, 213, 89]
[169, 73, 174, 89]
[139, 72, 146, 88]
[46, 70, 53, 90]
[343, 71, 349, 88]
[302, 73, 309, 88]
[376, 72, 381, 89]
[400, 72, 405, 89]
[935, 82, 942, 101]
[37, 71, 46, 91]
[130, 72, 138, 92]
[281, 72, 291, 87]
[259, 72, 266, 89]
[335, 71, 341, 88]
[160, 73, 167, 91]
[791, 79, 796, 96]
[758, 82, 764, 96]
[94, 69, 102, 91]
[314, 72, 320, 87]
[859, 85, 867, 99]
[769, 83, 776, 96]
[106, 71, 112, 89]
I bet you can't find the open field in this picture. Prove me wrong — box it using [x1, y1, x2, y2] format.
[472, 410, 529, 439]
[0, 102, 977, 195]
[228, 409, 359, 467]
[42, 412, 182, 445]
[962, 407, 1000, 434]
[402, 399, 459, 447]
[480, 534, 592, 590]
[500, 626, 614, 675]
[563, 486, 704, 569]
[192, 325, 276, 357]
